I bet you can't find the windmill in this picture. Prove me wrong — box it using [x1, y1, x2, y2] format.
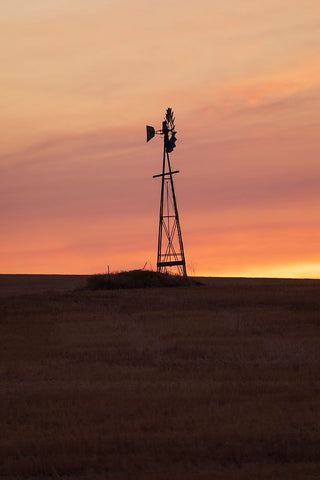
[146, 108, 187, 277]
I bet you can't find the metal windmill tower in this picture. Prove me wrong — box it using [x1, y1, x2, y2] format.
[146, 108, 187, 277]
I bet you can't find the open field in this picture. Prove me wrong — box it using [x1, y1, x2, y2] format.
[1, 275, 320, 479]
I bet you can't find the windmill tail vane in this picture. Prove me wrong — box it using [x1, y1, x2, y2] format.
[146, 108, 187, 277]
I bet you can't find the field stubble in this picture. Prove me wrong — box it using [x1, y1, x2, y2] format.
[0, 275, 320, 479]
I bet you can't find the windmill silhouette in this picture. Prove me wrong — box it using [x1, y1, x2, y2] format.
[146, 108, 187, 277]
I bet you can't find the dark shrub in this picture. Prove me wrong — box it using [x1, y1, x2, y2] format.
[86, 270, 200, 290]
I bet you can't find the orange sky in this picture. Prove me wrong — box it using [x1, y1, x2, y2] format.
[1, 0, 320, 277]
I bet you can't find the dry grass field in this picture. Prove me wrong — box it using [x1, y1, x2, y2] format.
[1, 274, 320, 479]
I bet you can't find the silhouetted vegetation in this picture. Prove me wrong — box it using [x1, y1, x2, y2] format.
[86, 269, 200, 290]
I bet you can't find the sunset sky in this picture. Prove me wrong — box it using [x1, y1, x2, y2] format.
[1, 0, 320, 277]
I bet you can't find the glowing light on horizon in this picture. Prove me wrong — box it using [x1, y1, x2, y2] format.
[197, 263, 320, 280]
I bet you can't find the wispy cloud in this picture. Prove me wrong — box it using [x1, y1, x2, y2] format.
[1, 0, 319, 275]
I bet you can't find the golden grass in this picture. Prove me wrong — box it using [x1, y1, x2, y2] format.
[1, 275, 320, 479]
